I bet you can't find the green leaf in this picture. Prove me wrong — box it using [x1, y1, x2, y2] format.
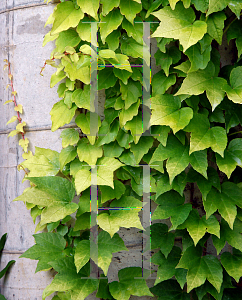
[151, 71, 176, 96]
[150, 134, 190, 183]
[150, 94, 193, 133]
[155, 47, 181, 76]
[55, 29, 81, 53]
[205, 182, 242, 229]
[189, 150, 208, 179]
[60, 128, 79, 148]
[184, 113, 227, 156]
[124, 112, 143, 144]
[221, 251, 242, 282]
[191, 0, 209, 13]
[119, 0, 142, 24]
[72, 85, 91, 111]
[20, 232, 66, 272]
[151, 246, 182, 285]
[130, 136, 154, 164]
[43, 257, 98, 299]
[98, 68, 118, 90]
[149, 223, 175, 258]
[59, 146, 77, 170]
[153, 191, 192, 230]
[14, 176, 78, 225]
[50, 100, 77, 132]
[122, 17, 143, 44]
[106, 30, 121, 51]
[216, 138, 242, 178]
[150, 279, 190, 300]
[100, 180, 125, 203]
[177, 245, 223, 292]
[185, 43, 211, 73]
[77, 0, 99, 19]
[113, 68, 132, 85]
[96, 119, 120, 146]
[97, 196, 143, 237]
[226, 66, 242, 104]
[156, 172, 187, 199]
[75, 231, 127, 275]
[100, 9, 123, 43]
[120, 79, 142, 109]
[62, 57, 90, 85]
[109, 267, 153, 300]
[186, 167, 220, 201]
[116, 129, 134, 148]
[119, 99, 140, 127]
[0, 234, 7, 253]
[207, 11, 226, 45]
[101, 0, 120, 15]
[96, 276, 113, 300]
[207, 0, 228, 16]
[176, 62, 228, 110]
[21, 147, 60, 177]
[152, 3, 207, 51]
[50, 71, 66, 88]
[0, 260, 15, 279]
[74, 212, 90, 231]
[75, 112, 101, 145]
[51, 2, 84, 35]
[77, 138, 103, 166]
[103, 141, 124, 157]
[121, 35, 150, 65]
[214, 218, 242, 253]
[177, 209, 220, 245]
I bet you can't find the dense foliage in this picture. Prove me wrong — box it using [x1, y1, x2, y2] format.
[10, 0, 242, 299]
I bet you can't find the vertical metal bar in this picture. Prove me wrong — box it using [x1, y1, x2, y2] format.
[90, 22, 99, 137]
[142, 165, 151, 275]
[142, 22, 151, 135]
[90, 165, 99, 278]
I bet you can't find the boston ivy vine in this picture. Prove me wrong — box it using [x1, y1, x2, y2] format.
[6, 0, 242, 299]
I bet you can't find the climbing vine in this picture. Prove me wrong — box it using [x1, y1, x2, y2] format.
[4, 0, 242, 299]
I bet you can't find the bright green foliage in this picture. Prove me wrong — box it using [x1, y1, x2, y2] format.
[60, 129, 79, 148]
[20, 232, 66, 272]
[152, 3, 207, 51]
[205, 182, 242, 229]
[51, 2, 84, 35]
[207, 12, 226, 45]
[184, 113, 227, 155]
[77, 0, 99, 20]
[13, 0, 242, 299]
[100, 10, 123, 43]
[50, 100, 77, 131]
[152, 191, 192, 229]
[14, 176, 78, 225]
[177, 245, 223, 292]
[21, 147, 60, 177]
[226, 66, 242, 104]
[176, 62, 228, 110]
[74, 231, 127, 275]
[119, 0, 142, 24]
[42, 258, 98, 299]
[177, 209, 220, 245]
[150, 94, 193, 133]
[97, 196, 143, 237]
[221, 250, 242, 282]
[216, 138, 242, 178]
[109, 267, 153, 300]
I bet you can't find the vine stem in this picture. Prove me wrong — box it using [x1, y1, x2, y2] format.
[7, 62, 25, 140]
